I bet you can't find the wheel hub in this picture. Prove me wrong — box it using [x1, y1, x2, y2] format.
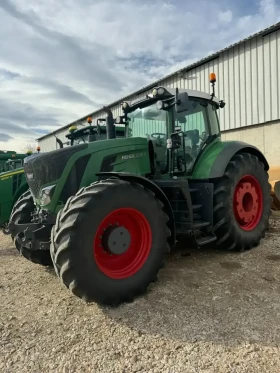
[93, 208, 152, 279]
[235, 182, 258, 223]
[233, 174, 263, 231]
[102, 226, 131, 255]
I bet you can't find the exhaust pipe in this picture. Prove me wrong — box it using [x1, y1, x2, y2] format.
[103, 106, 116, 139]
[55, 136, 63, 149]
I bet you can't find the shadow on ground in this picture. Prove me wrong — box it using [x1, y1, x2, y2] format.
[102, 223, 280, 347]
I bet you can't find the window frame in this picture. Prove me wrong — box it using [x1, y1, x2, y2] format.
[172, 98, 221, 176]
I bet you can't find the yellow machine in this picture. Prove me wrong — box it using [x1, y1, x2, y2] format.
[269, 166, 280, 210]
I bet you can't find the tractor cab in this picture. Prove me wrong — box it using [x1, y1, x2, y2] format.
[116, 74, 225, 177]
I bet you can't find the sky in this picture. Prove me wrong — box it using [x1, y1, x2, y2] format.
[0, 0, 279, 151]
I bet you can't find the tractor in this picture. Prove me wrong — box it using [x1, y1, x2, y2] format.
[0, 151, 32, 234]
[9, 74, 271, 306]
[5, 117, 125, 264]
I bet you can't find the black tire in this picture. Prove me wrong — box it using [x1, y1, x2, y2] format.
[10, 190, 52, 266]
[213, 152, 271, 251]
[1, 223, 10, 235]
[51, 178, 170, 306]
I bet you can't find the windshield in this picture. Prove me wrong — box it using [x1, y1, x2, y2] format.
[127, 103, 168, 172]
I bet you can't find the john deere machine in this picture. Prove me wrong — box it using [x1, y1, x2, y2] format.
[0, 151, 31, 234]
[9, 74, 271, 305]
[0, 150, 26, 172]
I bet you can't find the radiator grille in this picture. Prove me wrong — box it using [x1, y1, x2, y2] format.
[23, 144, 87, 198]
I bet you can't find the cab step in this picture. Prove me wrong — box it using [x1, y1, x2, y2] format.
[193, 221, 210, 229]
[196, 235, 217, 246]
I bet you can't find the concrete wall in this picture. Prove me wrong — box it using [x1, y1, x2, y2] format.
[221, 120, 280, 166]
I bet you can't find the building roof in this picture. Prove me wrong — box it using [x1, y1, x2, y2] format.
[37, 21, 280, 141]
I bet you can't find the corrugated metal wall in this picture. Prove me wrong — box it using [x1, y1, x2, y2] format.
[39, 30, 280, 152]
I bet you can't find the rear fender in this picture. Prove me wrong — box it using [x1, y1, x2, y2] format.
[96, 172, 176, 249]
[209, 142, 269, 179]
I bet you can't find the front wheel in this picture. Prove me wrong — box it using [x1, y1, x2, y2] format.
[213, 152, 271, 251]
[10, 190, 53, 266]
[51, 178, 170, 305]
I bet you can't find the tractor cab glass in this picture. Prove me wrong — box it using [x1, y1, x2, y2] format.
[174, 98, 220, 172]
[126, 103, 168, 172]
[70, 126, 126, 146]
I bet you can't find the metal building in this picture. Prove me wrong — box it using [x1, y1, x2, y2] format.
[38, 22, 280, 166]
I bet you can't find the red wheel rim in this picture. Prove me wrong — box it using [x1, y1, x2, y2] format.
[93, 208, 152, 279]
[233, 174, 263, 231]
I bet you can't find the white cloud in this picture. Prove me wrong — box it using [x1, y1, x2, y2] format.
[219, 10, 233, 23]
[0, 0, 279, 150]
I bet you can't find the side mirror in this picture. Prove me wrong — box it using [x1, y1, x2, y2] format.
[97, 118, 106, 126]
[175, 91, 189, 113]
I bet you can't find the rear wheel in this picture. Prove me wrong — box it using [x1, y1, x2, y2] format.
[51, 178, 170, 305]
[10, 190, 52, 266]
[213, 153, 271, 251]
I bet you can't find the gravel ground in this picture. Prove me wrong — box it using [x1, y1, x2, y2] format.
[1, 219, 280, 373]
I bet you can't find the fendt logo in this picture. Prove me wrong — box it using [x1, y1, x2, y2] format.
[121, 152, 146, 160]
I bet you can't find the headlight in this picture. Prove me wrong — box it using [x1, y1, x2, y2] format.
[157, 87, 165, 95]
[121, 102, 129, 110]
[152, 88, 158, 96]
[156, 100, 164, 110]
[152, 87, 165, 97]
[39, 185, 56, 206]
[26, 173, 34, 180]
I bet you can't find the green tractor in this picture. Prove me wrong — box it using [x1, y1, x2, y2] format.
[6, 117, 126, 264]
[1, 119, 124, 240]
[0, 151, 32, 234]
[9, 74, 271, 305]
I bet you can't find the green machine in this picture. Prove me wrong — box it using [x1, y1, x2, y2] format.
[0, 151, 31, 234]
[1, 120, 124, 239]
[9, 75, 271, 305]
[0, 151, 26, 172]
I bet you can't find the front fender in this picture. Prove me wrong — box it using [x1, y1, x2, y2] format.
[96, 172, 176, 249]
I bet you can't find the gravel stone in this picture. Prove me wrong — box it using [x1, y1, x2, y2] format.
[1, 218, 280, 372]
